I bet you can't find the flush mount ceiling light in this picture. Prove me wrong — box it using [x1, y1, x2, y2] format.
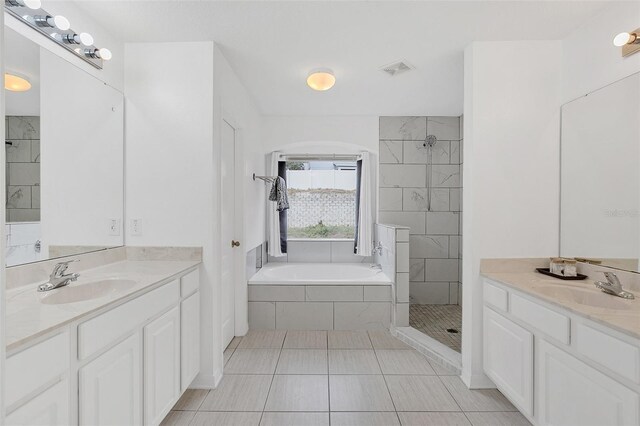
[4, 1, 112, 69]
[613, 28, 640, 57]
[4, 73, 32, 92]
[307, 68, 336, 91]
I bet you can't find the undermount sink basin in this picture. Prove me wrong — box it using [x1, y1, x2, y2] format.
[41, 279, 137, 305]
[536, 285, 636, 310]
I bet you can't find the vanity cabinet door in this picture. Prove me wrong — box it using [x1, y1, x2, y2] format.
[79, 333, 142, 426]
[483, 308, 533, 416]
[181, 291, 200, 391]
[538, 339, 639, 426]
[5, 379, 69, 426]
[144, 306, 181, 426]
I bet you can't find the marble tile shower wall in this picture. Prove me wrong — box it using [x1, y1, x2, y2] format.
[5, 116, 41, 223]
[379, 116, 462, 305]
[269, 240, 373, 264]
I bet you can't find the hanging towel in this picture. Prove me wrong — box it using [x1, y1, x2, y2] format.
[268, 176, 289, 212]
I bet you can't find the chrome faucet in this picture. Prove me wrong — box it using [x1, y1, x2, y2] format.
[38, 260, 80, 292]
[594, 272, 635, 300]
[372, 241, 383, 256]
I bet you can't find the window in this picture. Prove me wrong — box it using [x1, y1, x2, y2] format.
[286, 160, 357, 239]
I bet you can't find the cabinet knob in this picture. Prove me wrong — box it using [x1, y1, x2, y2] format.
[231, 240, 240, 248]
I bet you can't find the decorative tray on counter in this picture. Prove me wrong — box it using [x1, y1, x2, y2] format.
[536, 268, 588, 280]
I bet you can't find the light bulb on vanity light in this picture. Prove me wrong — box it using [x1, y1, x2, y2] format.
[84, 47, 112, 61]
[5, 0, 41, 9]
[31, 14, 70, 30]
[613, 32, 638, 47]
[78, 32, 94, 46]
[98, 48, 112, 61]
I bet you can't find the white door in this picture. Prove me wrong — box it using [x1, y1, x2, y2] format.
[483, 308, 533, 417]
[537, 339, 639, 426]
[6, 379, 70, 426]
[79, 333, 142, 426]
[221, 120, 237, 348]
[144, 306, 181, 425]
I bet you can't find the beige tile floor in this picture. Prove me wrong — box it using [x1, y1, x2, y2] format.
[162, 330, 531, 426]
[410, 304, 462, 352]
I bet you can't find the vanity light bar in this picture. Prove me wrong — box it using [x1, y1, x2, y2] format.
[4, 1, 111, 69]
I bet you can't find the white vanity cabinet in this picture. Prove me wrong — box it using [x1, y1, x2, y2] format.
[5, 331, 70, 425]
[483, 278, 640, 426]
[79, 334, 143, 426]
[144, 306, 181, 425]
[483, 307, 534, 416]
[6, 266, 201, 426]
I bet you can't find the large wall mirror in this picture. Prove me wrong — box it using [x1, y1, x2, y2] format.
[4, 25, 124, 267]
[560, 71, 640, 273]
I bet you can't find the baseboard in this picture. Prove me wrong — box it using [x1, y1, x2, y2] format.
[190, 370, 223, 389]
[461, 370, 496, 389]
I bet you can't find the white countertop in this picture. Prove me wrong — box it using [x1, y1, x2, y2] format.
[482, 270, 640, 340]
[6, 260, 200, 352]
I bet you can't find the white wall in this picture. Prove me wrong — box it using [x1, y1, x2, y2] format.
[262, 116, 379, 154]
[562, 2, 640, 103]
[213, 44, 266, 337]
[124, 42, 220, 387]
[462, 41, 562, 388]
[125, 42, 264, 388]
[213, 45, 266, 254]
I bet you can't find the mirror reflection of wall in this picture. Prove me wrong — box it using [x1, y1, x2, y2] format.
[560, 72, 640, 273]
[5, 26, 42, 266]
[4, 25, 124, 268]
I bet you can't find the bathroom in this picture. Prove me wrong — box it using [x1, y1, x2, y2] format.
[1, 1, 639, 426]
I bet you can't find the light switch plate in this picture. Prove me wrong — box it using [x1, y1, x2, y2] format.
[108, 219, 121, 236]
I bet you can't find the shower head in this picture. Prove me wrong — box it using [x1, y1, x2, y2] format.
[424, 135, 437, 148]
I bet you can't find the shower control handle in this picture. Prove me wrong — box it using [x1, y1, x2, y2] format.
[231, 240, 241, 248]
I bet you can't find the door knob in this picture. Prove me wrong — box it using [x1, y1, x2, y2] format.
[231, 240, 240, 248]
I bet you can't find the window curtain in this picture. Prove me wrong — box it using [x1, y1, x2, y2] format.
[267, 152, 287, 256]
[354, 151, 373, 256]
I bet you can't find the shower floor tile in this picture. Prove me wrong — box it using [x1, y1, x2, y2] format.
[410, 304, 462, 352]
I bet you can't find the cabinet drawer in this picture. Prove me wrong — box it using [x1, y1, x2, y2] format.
[575, 322, 640, 384]
[483, 280, 508, 311]
[181, 269, 199, 297]
[78, 280, 179, 359]
[6, 378, 69, 426]
[6, 331, 69, 408]
[510, 293, 570, 344]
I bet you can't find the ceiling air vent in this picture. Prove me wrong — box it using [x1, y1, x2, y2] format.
[379, 60, 414, 77]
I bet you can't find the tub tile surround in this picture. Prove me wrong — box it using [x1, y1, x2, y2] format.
[5, 246, 203, 350]
[481, 258, 640, 339]
[5, 222, 45, 267]
[268, 240, 373, 264]
[380, 116, 463, 306]
[374, 223, 410, 326]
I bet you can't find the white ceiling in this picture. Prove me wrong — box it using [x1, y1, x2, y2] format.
[69, 1, 617, 116]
